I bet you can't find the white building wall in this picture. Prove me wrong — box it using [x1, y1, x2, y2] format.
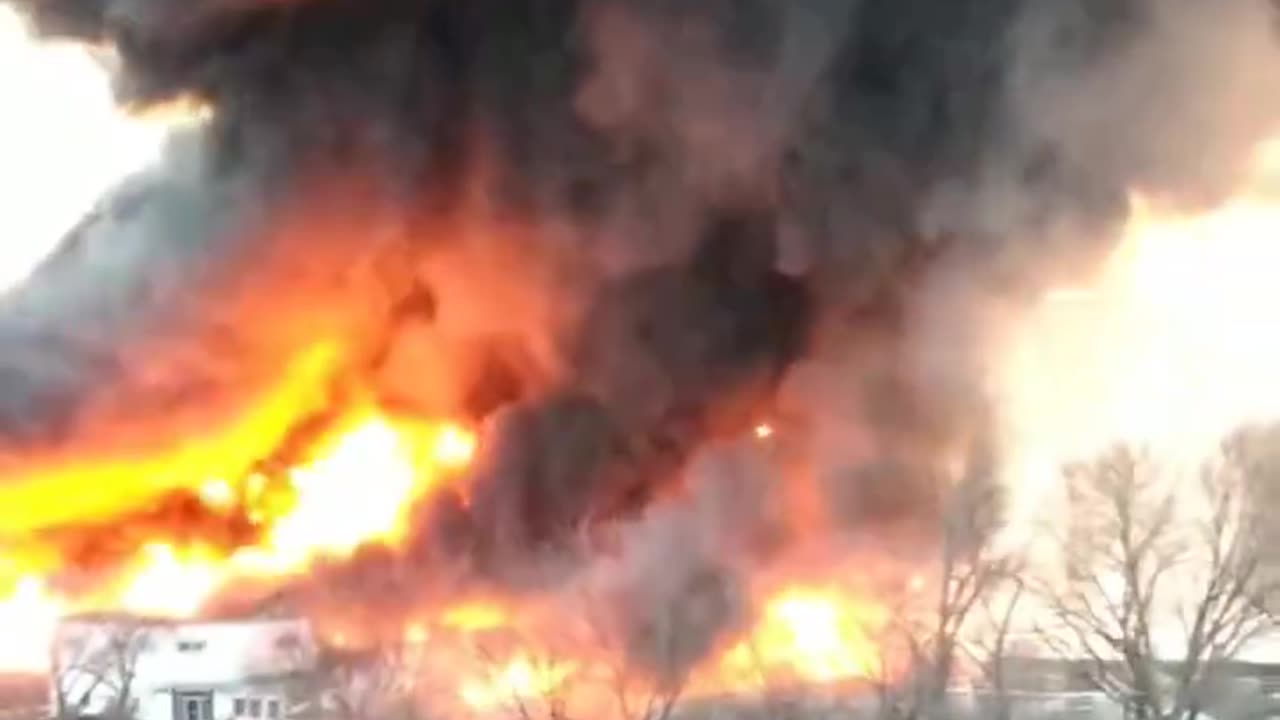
[51, 617, 318, 720]
[138, 691, 172, 720]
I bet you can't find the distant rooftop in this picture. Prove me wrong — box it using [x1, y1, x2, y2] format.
[58, 608, 307, 628]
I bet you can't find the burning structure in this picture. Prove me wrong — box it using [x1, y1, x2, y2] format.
[2, 0, 1280, 717]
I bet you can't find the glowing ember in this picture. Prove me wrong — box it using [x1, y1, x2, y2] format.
[754, 423, 774, 440]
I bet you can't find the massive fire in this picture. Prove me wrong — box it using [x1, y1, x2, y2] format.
[5, 133, 1280, 709]
[0, 393, 479, 672]
[1, 128, 1278, 719]
[0, 380, 897, 714]
[5, 2, 1280, 716]
[343, 582, 891, 719]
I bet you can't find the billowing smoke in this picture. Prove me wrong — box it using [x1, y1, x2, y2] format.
[4, 0, 1280, 685]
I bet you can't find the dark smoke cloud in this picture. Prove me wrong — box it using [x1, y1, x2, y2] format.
[5, 0, 1280, 681]
[0, 134, 226, 443]
[460, 205, 811, 561]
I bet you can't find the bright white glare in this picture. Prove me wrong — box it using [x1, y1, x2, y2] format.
[0, 6, 181, 294]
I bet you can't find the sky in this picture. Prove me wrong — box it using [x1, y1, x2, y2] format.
[0, 5, 174, 294]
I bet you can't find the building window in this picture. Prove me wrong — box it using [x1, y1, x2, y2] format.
[175, 692, 213, 720]
[233, 695, 283, 718]
[1043, 668, 1067, 693]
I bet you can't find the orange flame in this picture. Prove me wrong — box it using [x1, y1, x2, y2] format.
[441, 601, 512, 633]
[0, 342, 343, 537]
[715, 587, 886, 691]
[118, 544, 225, 617]
[459, 655, 579, 713]
[0, 389, 476, 671]
[237, 412, 475, 573]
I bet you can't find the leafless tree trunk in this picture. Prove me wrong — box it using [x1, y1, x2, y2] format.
[600, 660, 684, 720]
[317, 639, 432, 720]
[1036, 443, 1276, 720]
[869, 470, 1017, 720]
[466, 641, 579, 720]
[52, 620, 151, 720]
[961, 577, 1025, 720]
[865, 614, 922, 720]
[579, 592, 689, 720]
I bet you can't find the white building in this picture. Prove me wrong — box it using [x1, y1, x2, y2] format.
[50, 614, 320, 720]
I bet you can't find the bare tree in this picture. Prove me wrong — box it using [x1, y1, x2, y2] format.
[311, 632, 442, 720]
[719, 638, 834, 720]
[449, 586, 700, 720]
[1036, 444, 1276, 720]
[874, 470, 1017, 720]
[468, 641, 578, 720]
[860, 589, 928, 720]
[52, 619, 152, 720]
[960, 576, 1026, 720]
[493, 609, 687, 720]
[595, 655, 684, 720]
[52, 628, 94, 720]
[322, 648, 413, 720]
